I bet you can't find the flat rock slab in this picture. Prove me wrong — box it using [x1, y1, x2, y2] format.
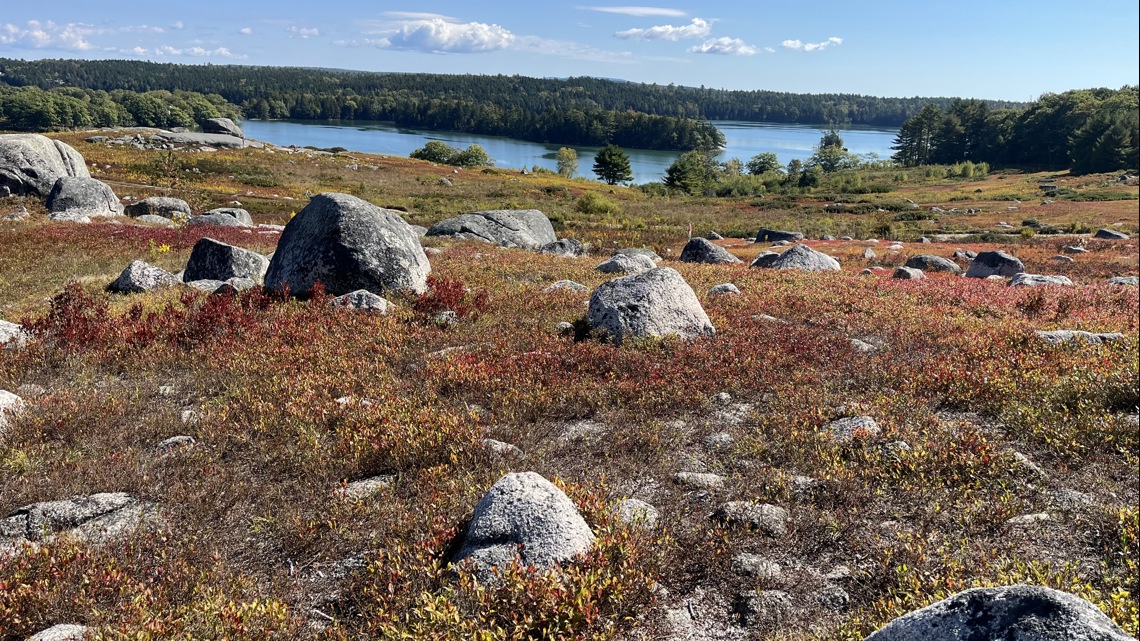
[1010, 273, 1073, 287]
[827, 416, 881, 443]
[152, 132, 247, 148]
[1036, 330, 1124, 345]
[544, 280, 588, 293]
[452, 472, 595, 581]
[1, 492, 157, 551]
[864, 585, 1135, 641]
[427, 209, 556, 250]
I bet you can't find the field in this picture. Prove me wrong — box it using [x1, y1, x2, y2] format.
[0, 132, 1137, 640]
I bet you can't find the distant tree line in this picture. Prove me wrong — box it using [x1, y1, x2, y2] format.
[0, 84, 240, 131]
[891, 86, 1139, 173]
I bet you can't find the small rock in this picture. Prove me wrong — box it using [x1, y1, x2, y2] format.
[333, 289, 390, 313]
[1, 389, 26, 434]
[612, 498, 660, 529]
[108, 260, 179, 294]
[156, 435, 196, 451]
[732, 553, 782, 581]
[818, 584, 850, 611]
[735, 590, 794, 627]
[27, 624, 91, 641]
[544, 280, 588, 293]
[1094, 228, 1129, 240]
[1107, 276, 1138, 286]
[1009, 273, 1073, 287]
[826, 416, 881, 443]
[892, 266, 925, 280]
[707, 283, 741, 296]
[1007, 512, 1052, 527]
[595, 253, 656, 274]
[716, 502, 789, 537]
[1063, 245, 1089, 254]
[559, 419, 606, 442]
[673, 472, 725, 491]
[336, 475, 396, 500]
[483, 438, 524, 459]
[1035, 330, 1123, 345]
[704, 432, 734, 451]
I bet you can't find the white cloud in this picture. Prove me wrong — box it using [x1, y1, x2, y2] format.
[120, 24, 165, 34]
[0, 20, 95, 50]
[287, 26, 320, 39]
[578, 6, 687, 17]
[371, 18, 513, 54]
[687, 36, 757, 56]
[781, 36, 842, 52]
[513, 35, 635, 63]
[615, 17, 709, 41]
[127, 44, 245, 59]
[171, 20, 185, 30]
[239, 27, 252, 35]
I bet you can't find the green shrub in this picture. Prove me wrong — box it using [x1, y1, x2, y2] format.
[576, 192, 621, 215]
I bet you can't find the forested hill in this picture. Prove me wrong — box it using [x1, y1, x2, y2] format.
[0, 58, 1019, 127]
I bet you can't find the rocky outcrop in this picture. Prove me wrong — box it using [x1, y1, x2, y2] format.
[864, 585, 1135, 641]
[183, 238, 270, 284]
[201, 118, 244, 137]
[586, 267, 714, 344]
[0, 133, 89, 198]
[427, 210, 557, 249]
[452, 472, 595, 581]
[46, 177, 123, 218]
[265, 193, 430, 296]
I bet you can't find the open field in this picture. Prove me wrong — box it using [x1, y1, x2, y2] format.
[0, 132, 1137, 640]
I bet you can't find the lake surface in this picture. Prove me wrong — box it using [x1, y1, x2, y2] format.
[240, 119, 899, 185]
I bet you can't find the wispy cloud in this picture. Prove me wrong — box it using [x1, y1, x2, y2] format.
[287, 26, 320, 39]
[513, 35, 635, 63]
[615, 17, 709, 41]
[171, 20, 185, 30]
[0, 20, 95, 50]
[687, 36, 758, 56]
[121, 44, 246, 59]
[781, 36, 842, 52]
[381, 11, 457, 21]
[120, 24, 165, 34]
[578, 6, 687, 17]
[239, 27, 252, 35]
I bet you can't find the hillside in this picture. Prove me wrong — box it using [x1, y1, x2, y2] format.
[0, 131, 1137, 640]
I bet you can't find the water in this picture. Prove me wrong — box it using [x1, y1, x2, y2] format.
[240, 119, 899, 185]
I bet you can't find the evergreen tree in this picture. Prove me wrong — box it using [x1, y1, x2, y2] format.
[592, 145, 633, 184]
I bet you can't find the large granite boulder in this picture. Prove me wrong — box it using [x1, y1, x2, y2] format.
[46, 177, 123, 218]
[762, 244, 841, 272]
[587, 267, 714, 344]
[452, 472, 595, 581]
[965, 250, 1025, 278]
[0, 133, 89, 198]
[265, 193, 430, 296]
[756, 228, 804, 243]
[679, 237, 742, 264]
[426, 210, 556, 249]
[107, 261, 180, 294]
[125, 197, 191, 220]
[201, 118, 244, 137]
[864, 585, 1135, 641]
[183, 238, 270, 284]
[904, 254, 962, 274]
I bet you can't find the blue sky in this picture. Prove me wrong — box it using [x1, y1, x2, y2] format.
[2, 1, 1137, 101]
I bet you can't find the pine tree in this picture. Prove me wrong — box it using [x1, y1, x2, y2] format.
[592, 144, 633, 185]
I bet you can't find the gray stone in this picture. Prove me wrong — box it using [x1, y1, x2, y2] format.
[1010, 273, 1073, 287]
[612, 498, 659, 529]
[965, 250, 1025, 278]
[587, 267, 714, 345]
[707, 283, 741, 296]
[595, 253, 656, 274]
[539, 238, 586, 257]
[750, 251, 780, 268]
[735, 590, 794, 627]
[864, 247, 877, 259]
[851, 338, 880, 353]
[46, 177, 123, 217]
[184, 238, 269, 284]
[706, 231, 723, 240]
[1035, 330, 1124, 345]
[763, 244, 841, 271]
[679, 237, 742, 264]
[1, 492, 155, 547]
[266, 193, 431, 297]
[27, 624, 91, 641]
[203, 207, 253, 226]
[183, 279, 226, 293]
[0, 133, 89, 198]
[864, 585, 1135, 641]
[904, 254, 962, 274]
[125, 197, 191, 220]
[336, 475, 396, 501]
[1, 320, 26, 348]
[152, 132, 245, 148]
[1094, 228, 1129, 240]
[1108, 276, 1139, 286]
[705, 432, 734, 451]
[186, 213, 250, 228]
[716, 502, 789, 537]
[201, 117, 243, 137]
[827, 416, 881, 443]
[673, 472, 725, 491]
[544, 280, 588, 293]
[47, 212, 91, 224]
[409, 224, 428, 237]
[1064, 245, 1090, 254]
[732, 554, 782, 581]
[613, 247, 662, 263]
[755, 228, 803, 243]
[426, 209, 556, 250]
[107, 260, 180, 294]
[211, 278, 257, 295]
[134, 214, 175, 228]
[892, 266, 926, 280]
[333, 289, 390, 313]
[953, 249, 978, 260]
[818, 584, 851, 611]
[156, 435, 196, 451]
[555, 321, 575, 335]
[1050, 255, 1075, 263]
[483, 438, 524, 459]
[1, 389, 26, 435]
[452, 472, 595, 580]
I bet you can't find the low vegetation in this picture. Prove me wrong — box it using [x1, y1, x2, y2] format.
[0, 132, 1136, 640]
